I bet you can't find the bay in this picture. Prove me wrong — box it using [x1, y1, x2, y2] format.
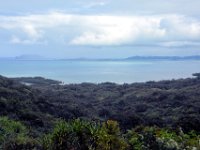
[0, 60, 200, 83]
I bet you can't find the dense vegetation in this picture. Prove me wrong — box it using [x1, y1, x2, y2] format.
[0, 117, 199, 150]
[0, 74, 200, 149]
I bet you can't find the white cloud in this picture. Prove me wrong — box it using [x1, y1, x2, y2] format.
[84, 1, 107, 8]
[10, 36, 22, 44]
[10, 35, 47, 45]
[22, 25, 42, 39]
[70, 16, 165, 46]
[76, 0, 109, 9]
[0, 12, 200, 47]
[159, 41, 200, 47]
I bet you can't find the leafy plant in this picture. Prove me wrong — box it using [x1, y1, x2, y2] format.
[0, 117, 39, 150]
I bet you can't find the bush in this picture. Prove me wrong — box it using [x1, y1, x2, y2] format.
[0, 116, 199, 150]
[42, 119, 128, 150]
[125, 126, 200, 150]
[0, 117, 39, 150]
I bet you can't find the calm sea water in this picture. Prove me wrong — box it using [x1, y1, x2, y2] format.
[0, 60, 200, 83]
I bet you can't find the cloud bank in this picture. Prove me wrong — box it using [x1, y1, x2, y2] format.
[0, 12, 200, 47]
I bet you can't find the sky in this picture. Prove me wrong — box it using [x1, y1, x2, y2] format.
[0, 0, 200, 58]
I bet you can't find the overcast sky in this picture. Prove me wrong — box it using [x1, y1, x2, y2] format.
[0, 0, 200, 58]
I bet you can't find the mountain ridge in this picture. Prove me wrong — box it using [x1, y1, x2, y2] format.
[1, 55, 200, 61]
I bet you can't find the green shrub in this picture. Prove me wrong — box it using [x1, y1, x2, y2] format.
[50, 120, 76, 150]
[126, 126, 200, 150]
[0, 117, 27, 144]
[126, 129, 144, 150]
[3, 136, 39, 150]
[0, 116, 39, 150]
[42, 119, 128, 150]
[1, 116, 199, 150]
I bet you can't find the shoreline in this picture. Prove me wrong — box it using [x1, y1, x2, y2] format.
[9, 72, 199, 86]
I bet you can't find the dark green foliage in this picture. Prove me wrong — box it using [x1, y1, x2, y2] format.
[126, 126, 200, 150]
[0, 117, 199, 150]
[0, 74, 200, 149]
[12, 77, 62, 86]
[0, 75, 200, 134]
[192, 73, 200, 79]
[47, 120, 76, 150]
[0, 117, 27, 143]
[42, 119, 127, 150]
[0, 117, 39, 150]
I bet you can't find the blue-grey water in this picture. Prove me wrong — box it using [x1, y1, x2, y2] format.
[0, 60, 200, 84]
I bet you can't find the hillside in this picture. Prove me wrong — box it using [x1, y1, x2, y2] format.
[0, 74, 199, 134]
[0, 74, 200, 149]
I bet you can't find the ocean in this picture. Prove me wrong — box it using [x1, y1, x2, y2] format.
[0, 60, 200, 84]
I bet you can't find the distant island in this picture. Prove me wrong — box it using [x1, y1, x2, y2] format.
[58, 55, 200, 61]
[1, 55, 200, 61]
[125, 55, 200, 61]
[14, 55, 46, 60]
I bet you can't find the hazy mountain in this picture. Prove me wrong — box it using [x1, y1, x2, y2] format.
[1, 55, 200, 61]
[125, 56, 200, 61]
[14, 55, 47, 60]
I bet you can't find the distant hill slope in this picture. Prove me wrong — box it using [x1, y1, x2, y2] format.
[1, 55, 200, 61]
[15, 55, 46, 60]
[125, 55, 200, 61]
[0, 74, 200, 134]
[0, 76, 56, 134]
